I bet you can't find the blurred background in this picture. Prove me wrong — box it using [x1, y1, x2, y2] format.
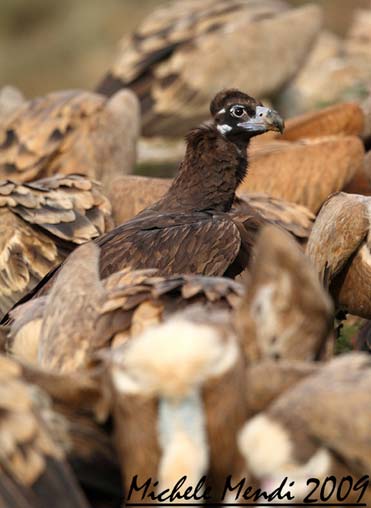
[1, 0, 370, 97]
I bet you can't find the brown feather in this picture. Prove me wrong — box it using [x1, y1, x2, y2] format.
[278, 102, 365, 141]
[108, 175, 313, 243]
[306, 192, 371, 318]
[235, 225, 333, 363]
[96, 0, 321, 137]
[19, 362, 121, 507]
[6, 90, 282, 310]
[8, 241, 243, 369]
[241, 136, 365, 213]
[107, 306, 247, 501]
[0, 175, 112, 318]
[0, 89, 139, 191]
[0, 356, 90, 508]
[239, 353, 371, 505]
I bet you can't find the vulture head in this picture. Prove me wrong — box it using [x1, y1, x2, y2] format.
[211, 89, 284, 139]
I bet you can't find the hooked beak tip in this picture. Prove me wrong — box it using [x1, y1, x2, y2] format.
[266, 110, 285, 134]
[276, 123, 284, 135]
[275, 117, 285, 134]
[237, 107, 285, 135]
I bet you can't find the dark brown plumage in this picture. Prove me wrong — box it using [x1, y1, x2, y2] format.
[97, 89, 283, 279]
[106, 175, 313, 243]
[6, 90, 283, 306]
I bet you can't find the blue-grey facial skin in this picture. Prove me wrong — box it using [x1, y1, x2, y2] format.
[237, 106, 285, 134]
[216, 103, 284, 138]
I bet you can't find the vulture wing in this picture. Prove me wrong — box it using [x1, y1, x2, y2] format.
[0, 356, 90, 508]
[96, 0, 289, 136]
[235, 192, 314, 241]
[0, 176, 112, 317]
[306, 192, 369, 286]
[97, 211, 242, 278]
[269, 353, 371, 475]
[0, 90, 104, 182]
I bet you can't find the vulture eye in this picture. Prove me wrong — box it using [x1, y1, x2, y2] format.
[230, 105, 246, 118]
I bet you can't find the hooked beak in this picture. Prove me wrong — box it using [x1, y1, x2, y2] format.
[238, 106, 285, 135]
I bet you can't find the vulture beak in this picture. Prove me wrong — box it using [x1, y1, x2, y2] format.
[238, 106, 285, 134]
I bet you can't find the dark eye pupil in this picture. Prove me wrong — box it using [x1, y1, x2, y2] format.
[233, 107, 244, 117]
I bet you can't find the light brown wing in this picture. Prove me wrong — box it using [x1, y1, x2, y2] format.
[107, 175, 171, 224]
[16, 175, 113, 245]
[101, 270, 243, 344]
[0, 210, 62, 318]
[8, 261, 243, 366]
[279, 102, 365, 141]
[306, 192, 369, 286]
[333, 228, 371, 319]
[269, 353, 371, 474]
[241, 136, 365, 213]
[240, 136, 364, 213]
[38, 243, 109, 374]
[6, 297, 47, 364]
[235, 225, 333, 363]
[0, 356, 90, 508]
[343, 149, 371, 196]
[97, 1, 321, 137]
[20, 362, 120, 506]
[99, 0, 288, 85]
[245, 360, 318, 416]
[236, 192, 314, 241]
[103, 270, 243, 311]
[0, 175, 112, 317]
[0, 90, 104, 182]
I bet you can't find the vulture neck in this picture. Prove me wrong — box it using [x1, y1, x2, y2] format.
[156, 125, 249, 213]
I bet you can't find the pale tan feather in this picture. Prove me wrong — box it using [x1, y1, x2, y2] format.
[0, 89, 140, 190]
[306, 192, 371, 318]
[241, 136, 365, 213]
[98, 0, 321, 137]
[0, 175, 112, 317]
[0, 355, 90, 508]
[235, 225, 333, 363]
